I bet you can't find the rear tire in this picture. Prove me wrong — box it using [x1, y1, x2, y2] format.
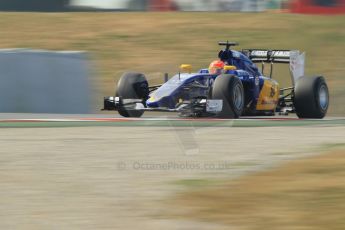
[212, 74, 244, 118]
[294, 76, 329, 119]
[116, 72, 149, 118]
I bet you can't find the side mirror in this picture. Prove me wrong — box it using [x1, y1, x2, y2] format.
[180, 64, 192, 73]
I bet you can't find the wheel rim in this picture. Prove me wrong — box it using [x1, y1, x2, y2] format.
[319, 84, 328, 110]
[233, 84, 243, 110]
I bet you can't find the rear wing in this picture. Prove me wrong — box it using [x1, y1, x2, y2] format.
[242, 49, 292, 63]
[242, 49, 306, 85]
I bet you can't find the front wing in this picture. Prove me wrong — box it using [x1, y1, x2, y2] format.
[103, 96, 223, 116]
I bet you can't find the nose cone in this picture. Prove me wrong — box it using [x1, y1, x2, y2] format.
[146, 95, 159, 108]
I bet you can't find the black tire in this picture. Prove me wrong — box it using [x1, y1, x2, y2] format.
[212, 74, 244, 118]
[294, 76, 329, 119]
[116, 72, 149, 118]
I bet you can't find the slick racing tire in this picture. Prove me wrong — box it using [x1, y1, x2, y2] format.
[116, 72, 149, 118]
[212, 74, 244, 118]
[294, 76, 329, 119]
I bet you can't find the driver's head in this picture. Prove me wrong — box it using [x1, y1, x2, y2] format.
[209, 60, 225, 75]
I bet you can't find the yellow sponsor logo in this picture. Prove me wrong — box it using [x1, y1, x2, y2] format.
[261, 99, 278, 105]
[149, 96, 155, 102]
[256, 79, 279, 111]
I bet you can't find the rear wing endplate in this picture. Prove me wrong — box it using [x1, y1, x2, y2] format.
[242, 49, 305, 85]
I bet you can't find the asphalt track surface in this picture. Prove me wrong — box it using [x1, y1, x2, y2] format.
[1, 113, 345, 229]
[0, 112, 345, 128]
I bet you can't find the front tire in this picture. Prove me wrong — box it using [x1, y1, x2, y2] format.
[212, 74, 244, 118]
[294, 76, 329, 119]
[116, 72, 149, 118]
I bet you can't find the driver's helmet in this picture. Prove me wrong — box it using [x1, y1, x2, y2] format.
[209, 60, 225, 75]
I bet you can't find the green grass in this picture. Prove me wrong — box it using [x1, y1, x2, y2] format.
[170, 149, 345, 230]
[173, 179, 220, 188]
[0, 13, 344, 114]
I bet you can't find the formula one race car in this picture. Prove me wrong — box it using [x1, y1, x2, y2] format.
[103, 41, 329, 119]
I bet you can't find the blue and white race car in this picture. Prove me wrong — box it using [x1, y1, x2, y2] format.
[103, 42, 329, 119]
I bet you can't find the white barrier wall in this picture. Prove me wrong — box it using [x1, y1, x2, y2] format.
[71, 0, 267, 12]
[175, 0, 267, 12]
[0, 49, 91, 114]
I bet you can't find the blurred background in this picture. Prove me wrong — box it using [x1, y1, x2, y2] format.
[0, 0, 344, 12]
[0, 0, 344, 114]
